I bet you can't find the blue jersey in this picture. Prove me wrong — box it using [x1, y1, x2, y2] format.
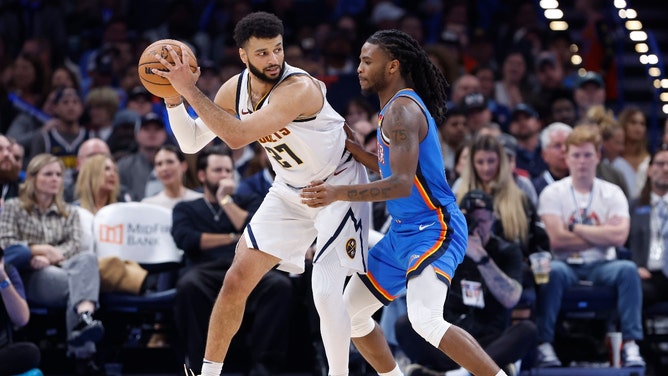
[376, 89, 456, 220]
[360, 89, 467, 302]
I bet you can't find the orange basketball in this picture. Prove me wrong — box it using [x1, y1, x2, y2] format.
[137, 39, 198, 98]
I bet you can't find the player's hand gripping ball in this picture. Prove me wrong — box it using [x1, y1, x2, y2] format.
[137, 39, 198, 98]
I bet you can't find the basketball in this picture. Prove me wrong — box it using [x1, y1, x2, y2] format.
[137, 39, 198, 98]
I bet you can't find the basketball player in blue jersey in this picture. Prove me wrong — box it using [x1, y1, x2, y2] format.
[302, 30, 507, 376]
[153, 11, 371, 376]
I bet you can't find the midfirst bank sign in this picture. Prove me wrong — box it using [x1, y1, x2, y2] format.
[98, 223, 172, 246]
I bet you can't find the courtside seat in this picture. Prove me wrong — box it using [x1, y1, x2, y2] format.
[560, 282, 617, 320]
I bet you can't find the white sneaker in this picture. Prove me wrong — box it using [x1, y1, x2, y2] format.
[536, 342, 562, 368]
[622, 341, 646, 367]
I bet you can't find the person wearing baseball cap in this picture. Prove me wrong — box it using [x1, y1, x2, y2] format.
[509, 103, 547, 179]
[573, 71, 606, 123]
[115, 112, 168, 201]
[125, 86, 155, 117]
[461, 92, 497, 135]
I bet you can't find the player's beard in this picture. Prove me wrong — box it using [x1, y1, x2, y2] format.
[359, 71, 384, 96]
[249, 61, 285, 84]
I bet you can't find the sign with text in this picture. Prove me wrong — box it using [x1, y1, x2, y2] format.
[93, 202, 183, 264]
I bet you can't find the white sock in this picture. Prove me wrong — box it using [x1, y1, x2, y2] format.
[378, 363, 403, 376]
[444, 368, 470, 376]
[495, 370, 508, 376]
[201, 359, 223, 376]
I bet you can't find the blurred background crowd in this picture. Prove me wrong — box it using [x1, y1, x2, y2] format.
[1, 0, 668, 375]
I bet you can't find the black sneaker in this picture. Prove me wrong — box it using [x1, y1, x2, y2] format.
[69, 311, 104, 346]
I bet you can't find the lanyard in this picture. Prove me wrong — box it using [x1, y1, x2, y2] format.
[655, 200, 668, 239]
[570, 182, 594, 224]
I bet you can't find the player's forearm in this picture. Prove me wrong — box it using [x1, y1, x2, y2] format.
[167, 104, 216, 154]
[179, 86, 249, 149]
[336, 174, 411, 202]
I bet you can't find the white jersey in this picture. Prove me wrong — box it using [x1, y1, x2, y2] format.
[167, 63, 370, 274]
[236, 63, 347, 188]
[537, 176, 629, 262]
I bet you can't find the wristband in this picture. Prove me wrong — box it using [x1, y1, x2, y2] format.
[0, 278, 11, 290]
[475, 256, 490, 266]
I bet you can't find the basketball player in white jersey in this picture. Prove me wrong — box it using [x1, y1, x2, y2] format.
[154, 11, 371, 376]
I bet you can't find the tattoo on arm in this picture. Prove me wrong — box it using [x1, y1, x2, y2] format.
[346, 186, 392, 201]
[479, 262, 521, 308]
[490, 275, 516, 305]
[392, 129, 408, 141]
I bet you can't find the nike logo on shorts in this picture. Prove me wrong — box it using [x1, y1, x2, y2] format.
[419, 222, 436, 231]
[333, 167, 348, 176]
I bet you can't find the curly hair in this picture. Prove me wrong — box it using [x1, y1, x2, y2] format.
[233, 12, 284, 48]
[366, 29, 449, 125]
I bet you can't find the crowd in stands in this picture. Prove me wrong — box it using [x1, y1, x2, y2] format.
[0, 0, 667, 375]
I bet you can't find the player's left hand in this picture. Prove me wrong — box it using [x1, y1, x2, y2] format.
[300, 180, 336, 207]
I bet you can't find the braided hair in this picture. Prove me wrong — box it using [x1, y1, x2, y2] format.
[366, 29, 449, 125]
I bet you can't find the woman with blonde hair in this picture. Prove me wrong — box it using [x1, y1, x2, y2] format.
[0, 153, 104, 374]
[74, 154, 120, 214]
[74, 152, 158, 294]
[453, 134, 546, 254]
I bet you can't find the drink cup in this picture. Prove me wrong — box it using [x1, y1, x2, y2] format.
[529, 251, 552, 284]
[606, 332, 622, 368]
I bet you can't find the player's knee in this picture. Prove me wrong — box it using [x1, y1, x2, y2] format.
[344, 289, 373, 338]
[407, 300, 451, 347]
[350, 314, 375, 338]
[220, 267, 248, 298]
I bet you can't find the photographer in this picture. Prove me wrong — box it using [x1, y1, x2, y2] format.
[0, 247, 41, 376]
[396, 190, 537, 375]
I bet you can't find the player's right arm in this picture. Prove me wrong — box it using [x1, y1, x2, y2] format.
[165, 75, 240, 154]
[160, 45, 317, 151]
